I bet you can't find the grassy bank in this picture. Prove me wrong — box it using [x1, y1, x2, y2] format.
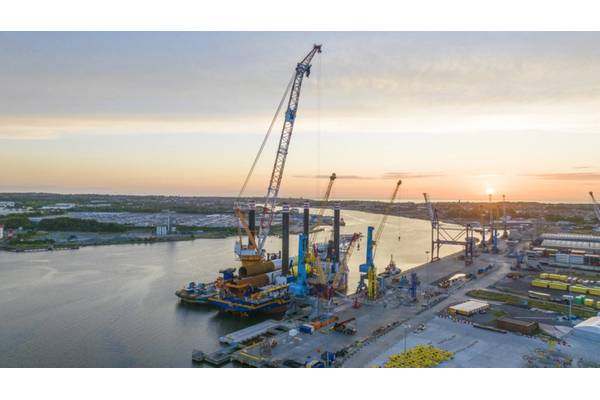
[467, 289, 597, 319]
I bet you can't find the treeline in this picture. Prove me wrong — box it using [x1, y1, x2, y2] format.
[0, 214, 34, 229]
[37, 217, 128, 233]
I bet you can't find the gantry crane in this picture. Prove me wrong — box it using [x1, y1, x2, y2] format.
[590, 191, 600, 225]
[423, 192, 474, 264]
[234, 44, 322, 263]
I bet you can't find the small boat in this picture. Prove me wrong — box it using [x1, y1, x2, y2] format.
[175, 281, 218, 304]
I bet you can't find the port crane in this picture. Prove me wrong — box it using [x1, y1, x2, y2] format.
[309, 172, 337, 246]
[356, 180, 402, 300]
[373, 179, 402, 257]
[234, 44, 322, 262]
[423, 192, 474, 264]
[589, 192, 600, 225]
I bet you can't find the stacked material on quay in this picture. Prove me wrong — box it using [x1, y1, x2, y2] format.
[383, 345, 454, 368]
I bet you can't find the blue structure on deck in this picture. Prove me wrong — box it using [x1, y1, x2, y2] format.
[290, 233, 308, 296]
[359, 226, 374, 274]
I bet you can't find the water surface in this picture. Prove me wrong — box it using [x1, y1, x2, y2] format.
[0, 210, 461, 367]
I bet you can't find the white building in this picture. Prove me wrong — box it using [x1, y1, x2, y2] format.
[40, 203, 76, 210]
[573, 316, 600, 342]
[156, 225, 168, 236]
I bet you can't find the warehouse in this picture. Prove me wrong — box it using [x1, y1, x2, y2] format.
[448, 300, 489, 316]
[573, 316, 600, 342]
[496, 317, 538, 335]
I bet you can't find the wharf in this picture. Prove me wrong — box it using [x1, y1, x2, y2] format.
[203, 344, 242, 366]
[219, 319, 294, 345]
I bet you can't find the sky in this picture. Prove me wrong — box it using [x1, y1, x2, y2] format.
[1, 32, 600, 202]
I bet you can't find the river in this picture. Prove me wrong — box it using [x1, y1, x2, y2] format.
[0, 210, 461, 367]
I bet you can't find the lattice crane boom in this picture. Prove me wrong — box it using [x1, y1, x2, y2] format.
[373, 180, 402, 256]
[256, 44, 322, 253]
[314, 173, 337, 231]
[423, 192, 436, 224]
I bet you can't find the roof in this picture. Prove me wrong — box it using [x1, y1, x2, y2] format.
[541, 239, 600, 252]
[540, 233, 600, 243]
[449, 300, 489, 313]
[575, 316, 600, 331]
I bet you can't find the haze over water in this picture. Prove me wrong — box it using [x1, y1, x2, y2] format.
[0, 210, 461, 367]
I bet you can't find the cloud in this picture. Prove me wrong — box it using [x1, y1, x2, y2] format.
[0, 115, 268, 140]
[382, 172, 445, 179]
[573, 166, 592, 170]
[294, 172, 444, 180]
[525, 172, 600, 181]
[293, 174, 373, 180]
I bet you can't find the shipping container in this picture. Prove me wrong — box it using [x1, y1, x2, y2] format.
[548, 282, 569, 291]
[548, 274, 569, 282]
[584, 298, 595, 307]
[570, 285, 589, 294]
[531, 279, 550, 288]
[298, 324, 315, 334]
[588, 288, 600, 297]
[556, 253, 570, 264]
[540, 273, 549, 279]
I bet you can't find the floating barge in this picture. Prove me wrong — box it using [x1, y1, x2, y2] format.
[219, 319, 294, 345]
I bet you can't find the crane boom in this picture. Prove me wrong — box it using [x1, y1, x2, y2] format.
[373, 180, 402, 256]
[590, 191, 600, 223]
[423, 192, 435, 224]
[256, 44, 322, 253]
[313, 173, 337, 232]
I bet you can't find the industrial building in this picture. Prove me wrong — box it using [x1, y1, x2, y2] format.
[573, 317, 600, 342]
[448, 300, 489, 316]
[496, 317, 538, 335]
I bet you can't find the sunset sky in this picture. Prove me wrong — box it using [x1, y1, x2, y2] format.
[1, 32, 600, 202]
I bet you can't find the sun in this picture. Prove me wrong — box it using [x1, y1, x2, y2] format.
[485, 187, 495, 196]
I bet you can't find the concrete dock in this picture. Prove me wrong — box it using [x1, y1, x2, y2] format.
[219, 319, 294, 345]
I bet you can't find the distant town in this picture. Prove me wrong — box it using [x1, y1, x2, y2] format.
[1, 192, 598, 252]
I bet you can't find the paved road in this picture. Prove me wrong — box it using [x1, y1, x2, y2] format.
[343, 251, 512, 367]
